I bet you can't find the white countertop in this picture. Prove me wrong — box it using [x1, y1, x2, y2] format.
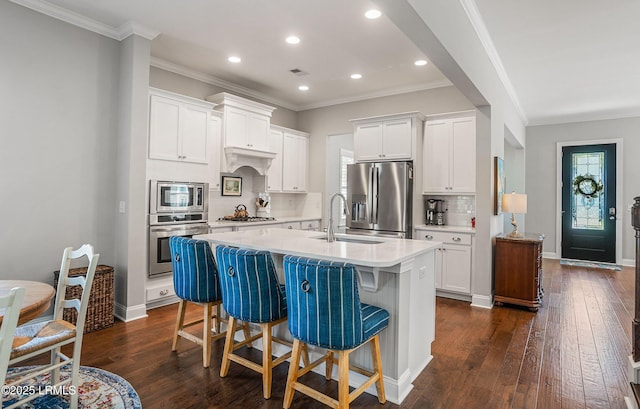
[414, 225, 476, 234]
[209, 216, 321, 229]
[195, 228, 440, 268]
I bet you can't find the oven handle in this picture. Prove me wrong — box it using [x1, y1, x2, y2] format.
[149, 224, 208, 234]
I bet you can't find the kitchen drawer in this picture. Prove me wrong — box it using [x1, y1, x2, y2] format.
[281, 221, 302, 230]
[416, 230, 472, 246]
[209, 226, 234, 233]
[301, 220, 320, 230]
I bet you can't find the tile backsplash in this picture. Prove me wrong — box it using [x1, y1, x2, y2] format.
[423, 195, 476, 227]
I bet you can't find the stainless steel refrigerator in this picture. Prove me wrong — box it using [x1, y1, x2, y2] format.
[346, 161, 413, 238]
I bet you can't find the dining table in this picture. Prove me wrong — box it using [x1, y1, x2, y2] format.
[0, 280, 55, 325]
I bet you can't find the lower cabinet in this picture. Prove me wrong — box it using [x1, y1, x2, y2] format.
[416, 229, 473, 297]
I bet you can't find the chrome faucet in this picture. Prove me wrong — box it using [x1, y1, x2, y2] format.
[328, 193, 350, 242]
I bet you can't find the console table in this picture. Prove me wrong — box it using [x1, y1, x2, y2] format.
[494, 233, 544, 311]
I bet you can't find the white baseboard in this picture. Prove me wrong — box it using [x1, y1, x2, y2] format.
[146, 295, 180, 310]
[623, 259, 635, 267]
[114, 302, 147, 322]
[542, 252, 558, 259]
[627, 355, 640, 409]
[471, 294, 493, 309]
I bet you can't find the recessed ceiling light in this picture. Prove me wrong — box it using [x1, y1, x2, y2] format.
[228, 56, 241, 63]
[286, 35, 300, 45]
[298, 85, 309, 91]
[414, 59, 428, 66]
[365, 9, 382, 19]
[350, 73, 363, 79]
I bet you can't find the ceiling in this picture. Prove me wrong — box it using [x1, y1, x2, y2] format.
[13, 0, 640, 125]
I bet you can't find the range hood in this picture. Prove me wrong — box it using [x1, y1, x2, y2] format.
[224, 146, 276, 176]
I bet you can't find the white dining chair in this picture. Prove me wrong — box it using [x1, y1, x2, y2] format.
[0, 287, 25, 388]
[5, 244, 99, 409]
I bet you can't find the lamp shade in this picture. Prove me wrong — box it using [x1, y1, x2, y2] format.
[502, 192, 527, 214]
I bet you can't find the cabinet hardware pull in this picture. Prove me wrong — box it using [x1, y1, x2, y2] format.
[425, 235, 433, 240]
[452, 237, 461, 242]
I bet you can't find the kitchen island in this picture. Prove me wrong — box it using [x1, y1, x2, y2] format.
[195, 228, 439, 404]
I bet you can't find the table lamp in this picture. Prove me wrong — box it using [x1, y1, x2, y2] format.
[502, 192, 527, 237]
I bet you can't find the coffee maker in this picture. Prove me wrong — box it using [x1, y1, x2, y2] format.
[426, 199, 445, 225]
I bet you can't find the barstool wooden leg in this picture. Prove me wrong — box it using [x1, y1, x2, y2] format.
[220, 316, 237, 377]
[243, 321, 253, 348]
[262, 323, 273, 399]
[283, 339, 303, 409]
[203, 302, 213, 367]
[325, 351, 334, 380]
[338, 349, 350, 409]
[172, 300, 187, 351]
[214, 303, 222, 335]
[371, 335, 386, 403]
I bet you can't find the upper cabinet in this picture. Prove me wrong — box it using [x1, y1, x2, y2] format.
[282, 131, 308, 192]
[148, 88, 214, 164]
[267, 126, 309, 193]
[422, 113, 476, 194]
[206, 92, 275, 152]
[208, 112, 223, 191]
[350, 112, 425, 162]
[266, 128, 283, 192]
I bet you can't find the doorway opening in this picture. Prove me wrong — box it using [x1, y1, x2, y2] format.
[556, 140, 622, 264]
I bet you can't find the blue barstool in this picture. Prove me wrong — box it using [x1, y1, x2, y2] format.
[215, 245, 303, 399]
[282, 255, 389, 409]
[169, 236, 250, 368]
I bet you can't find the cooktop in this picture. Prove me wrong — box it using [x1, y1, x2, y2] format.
[218, 216, 277, 222]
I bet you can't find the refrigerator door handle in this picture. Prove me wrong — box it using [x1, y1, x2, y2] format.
[372, 166, 379, 224]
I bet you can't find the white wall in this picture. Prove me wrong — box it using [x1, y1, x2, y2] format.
[298, 86, 474, 194]
[526, 116, 640, 262]
[0, 2, 119, 282]
[503, 134, 526, 234]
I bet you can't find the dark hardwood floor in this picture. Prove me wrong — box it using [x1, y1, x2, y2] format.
[33, 259, 635, 408]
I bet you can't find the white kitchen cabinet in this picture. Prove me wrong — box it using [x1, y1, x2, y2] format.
[300, 220, 320, 231]
[350, 112, 424, 162]
[281, 221, 301, 230]
[423, 114, 476, 194]
[266, 128, 283, 192]
[148, 88, 214, 164]
[209, 113, 223, 191]
[206, 92, 275, 152]
[281, 129, 309, 193]
[416, 229, 472, 296]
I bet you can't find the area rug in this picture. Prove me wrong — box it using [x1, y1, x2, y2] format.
[3, 366, 141, 409]
[560, 259, 622, 271]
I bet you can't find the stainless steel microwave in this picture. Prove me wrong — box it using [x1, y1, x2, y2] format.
[150, 180, 208, 215]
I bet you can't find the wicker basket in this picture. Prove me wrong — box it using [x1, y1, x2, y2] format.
[53, 264, 115, 333]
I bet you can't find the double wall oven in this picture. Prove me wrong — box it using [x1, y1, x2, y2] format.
[148, 180, 209, 277]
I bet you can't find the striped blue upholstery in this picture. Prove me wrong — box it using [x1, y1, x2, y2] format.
[283, 255, 389, 351]
[215, 246, 287, 323]
[170, 236, 221, 303]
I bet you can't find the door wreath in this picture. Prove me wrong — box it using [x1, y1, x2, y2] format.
[573, 174, 603, 198]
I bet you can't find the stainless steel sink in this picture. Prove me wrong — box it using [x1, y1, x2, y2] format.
[312, 235, 383, 244]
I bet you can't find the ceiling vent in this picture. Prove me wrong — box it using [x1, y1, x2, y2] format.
[289, 68, 309, 76]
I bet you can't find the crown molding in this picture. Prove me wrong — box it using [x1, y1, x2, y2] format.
[10, 0, 158, 41]
[152, 56, 454, 112]
[150, 57, 300, 111]
[459, 0, 528, 125]
[116, 21, 159, 41]
[527, 109, 640, 127]
[295, 80, 453, 111]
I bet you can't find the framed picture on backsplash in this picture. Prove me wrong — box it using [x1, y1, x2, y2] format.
[494, 156, 504, 215]
[222, 176, 242, 196]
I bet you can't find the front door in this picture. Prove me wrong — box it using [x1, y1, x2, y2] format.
[561, 143, 616, 262]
